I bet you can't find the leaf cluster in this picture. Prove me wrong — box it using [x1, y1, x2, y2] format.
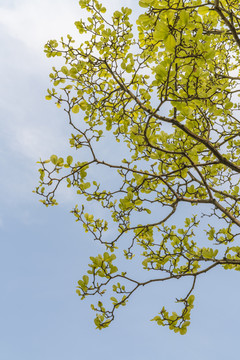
[35, 0, 240, 333]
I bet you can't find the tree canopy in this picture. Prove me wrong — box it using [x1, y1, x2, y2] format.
[35, 0, 240, 334]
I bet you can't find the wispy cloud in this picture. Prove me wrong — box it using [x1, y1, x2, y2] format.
[0, 0, 139, 53]
[0, 0, 81, 52]
[0, 0, 139, 210]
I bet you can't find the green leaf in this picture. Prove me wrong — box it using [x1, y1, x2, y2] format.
[188, 295, 195, 306]
[180, 10, 189, 25]
[61, 66, 69, 75]
[83, 275, 89, 285]
[72, 105, 80, 113]
[198, 6, 209, 15]
[79, 101, 88, 111]
[66, 155, 73, 165]
[110, 297, 118, 303]
[153, 21, 169, 41]
[225, 102, 233, 110]
[232, 186, 239, 196]
[50, 155, 58, 165]
[179, 327, 187, 335]
[165, 34, 176, 52]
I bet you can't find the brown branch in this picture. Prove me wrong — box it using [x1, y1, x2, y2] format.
[214, 0, 240, 49]
[103, 61, 240, 174]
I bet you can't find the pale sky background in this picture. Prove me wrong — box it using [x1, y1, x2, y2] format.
[0, 1, 240, 359]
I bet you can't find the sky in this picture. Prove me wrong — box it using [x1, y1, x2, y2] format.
[0, 1, 240, 359]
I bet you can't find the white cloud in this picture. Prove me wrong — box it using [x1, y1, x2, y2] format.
[0, 0, 138, 54]
[0, 0, 141, 209]
[0, 0, 140, 160]
[0, 0, 81, 52]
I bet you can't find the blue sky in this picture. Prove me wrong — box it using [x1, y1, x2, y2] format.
[0, 1, 240, 359]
